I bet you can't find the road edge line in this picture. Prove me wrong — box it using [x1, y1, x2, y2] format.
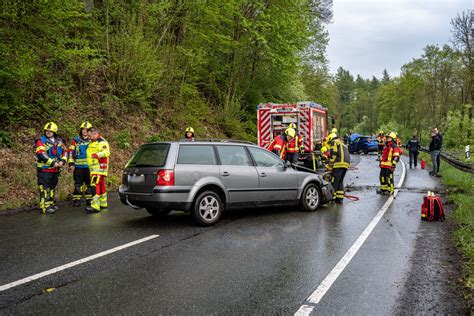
[295, 160, 406, 315]
[0, 234, 160, 292]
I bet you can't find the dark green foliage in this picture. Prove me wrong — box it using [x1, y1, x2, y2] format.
[1, 0, 333, 138]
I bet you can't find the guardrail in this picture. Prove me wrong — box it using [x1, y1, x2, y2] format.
[420, 147, 474, 174]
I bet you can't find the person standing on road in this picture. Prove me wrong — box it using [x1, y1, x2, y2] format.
[429, 129, 442, 177]
[327, 132, 350, 204]
[434, 127, 442, 174]
[85, 127, 110, 213]
[35, 122, 68, 214]
[376, 131, 385, 161]
[406, 135, 421, 168]
[284, 128, 298, 166]
[377, 132, 401, 195]
[68, 122, 93, 207]
[183, 127, 195, 141]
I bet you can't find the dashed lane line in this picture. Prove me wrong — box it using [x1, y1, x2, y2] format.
[295, 160, 406, 315]
[0, 234, 160, 292]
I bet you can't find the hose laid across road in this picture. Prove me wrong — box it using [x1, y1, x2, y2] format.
[420, 147, 474, 174]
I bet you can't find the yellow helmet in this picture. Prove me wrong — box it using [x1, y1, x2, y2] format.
[379, 130, 385, 134]
[43, 122, 58, 133]
[388, 132, 397, 139]
[327, 132, 337, 143]
[331, 128, 338, 134]
[286, 128, 296, 138]
[185, 127, 195, 134]
[80, 121, 93, 130]
[320, 146, 328, 154]
[288, 123, 297, 129]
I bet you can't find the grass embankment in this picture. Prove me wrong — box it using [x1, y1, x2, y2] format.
[439, 161, 474, 295]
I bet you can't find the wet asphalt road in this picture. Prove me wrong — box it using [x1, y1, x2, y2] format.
[0, 154, 445, 315]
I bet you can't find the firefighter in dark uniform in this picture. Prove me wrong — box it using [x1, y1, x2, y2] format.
[35, 122, 68, 214]
[68, 122, 93, 207]
[376, 131, 385, 161]
[327, 132, 351, 204]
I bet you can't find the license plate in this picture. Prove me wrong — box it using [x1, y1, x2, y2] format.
[128, 174, 145, 184]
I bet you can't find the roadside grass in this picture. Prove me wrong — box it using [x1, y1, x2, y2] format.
[439, 162, 474, 294]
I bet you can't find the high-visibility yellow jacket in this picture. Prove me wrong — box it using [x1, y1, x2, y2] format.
[86, 136, 110, 176]
[328, 138, 350, 169]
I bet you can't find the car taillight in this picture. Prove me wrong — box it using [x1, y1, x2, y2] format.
[156, 170, 175, 186]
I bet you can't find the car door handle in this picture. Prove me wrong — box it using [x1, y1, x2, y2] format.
[221, 172, 230, 177]
[260, 172, 267, 177]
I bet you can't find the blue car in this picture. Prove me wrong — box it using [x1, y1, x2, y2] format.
[349, 136, 378, 154]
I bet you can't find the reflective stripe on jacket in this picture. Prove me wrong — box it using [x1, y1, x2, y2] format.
[68, 135, 90, 168]
[35, 135, 67, 172]
[329, 139, 350, 169]
[380, 141, 400, 168]
[86, 136, 110, 176]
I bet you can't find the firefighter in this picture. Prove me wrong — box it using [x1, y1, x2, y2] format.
[327, 132, 350, 204]
[284, 128, 299, 165]
[184, 127, 195, 141]
[286, 123, 305, 152]
[377, 132, 401, 195]
[376, 131, 385, 161]
[85, 127, 110, 213]
[35, 122, 68, 214]
[68, 122, 93, 207]
[268, 132, 288, 159]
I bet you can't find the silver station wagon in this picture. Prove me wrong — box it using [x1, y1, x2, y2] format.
[119, 140, 332, 226]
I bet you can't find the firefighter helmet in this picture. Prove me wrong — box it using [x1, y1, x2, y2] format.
[327, 132, 337, 143]
[43, 122, 58, 133]
[288, 123, 297, 130]
[80, 121, 93, 129]
[331, 128, 338, 134]
[286, 128, 296, 138]
[388, 132, 397, 139]
[185, 127, 195, 134]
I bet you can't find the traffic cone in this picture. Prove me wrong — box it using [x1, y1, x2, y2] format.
[421, 159, 425, 170]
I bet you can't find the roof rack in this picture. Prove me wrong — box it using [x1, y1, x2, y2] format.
[178, 138, 256, 145]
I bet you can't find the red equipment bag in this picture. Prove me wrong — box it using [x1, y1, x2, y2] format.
[421, 159, 425, 169]
[421, 194, 445, 221]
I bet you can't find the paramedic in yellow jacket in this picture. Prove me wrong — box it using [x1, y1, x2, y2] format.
[85, 127, 110, 213]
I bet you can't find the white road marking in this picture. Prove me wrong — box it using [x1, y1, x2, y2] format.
[295, 160, 406, 315]
[0, 234, 160, 292]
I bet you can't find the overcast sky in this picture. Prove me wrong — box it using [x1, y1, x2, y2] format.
[327, 0, 471, 79]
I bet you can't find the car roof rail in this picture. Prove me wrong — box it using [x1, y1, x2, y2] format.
[178, 138, 256, 145]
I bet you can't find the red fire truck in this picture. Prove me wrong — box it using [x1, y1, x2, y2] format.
[257, 101, 329, 164]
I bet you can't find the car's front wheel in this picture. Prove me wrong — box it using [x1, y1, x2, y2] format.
[300, 183, 321, 212]
[146, 207, 171, 218]
[191, 191, 223, 226]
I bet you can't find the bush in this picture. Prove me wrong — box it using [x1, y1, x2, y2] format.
[0, 131, 13, 148]
[114, 129, 131, 149]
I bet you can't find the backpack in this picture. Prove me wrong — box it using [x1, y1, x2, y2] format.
[421, 193, 445, 222]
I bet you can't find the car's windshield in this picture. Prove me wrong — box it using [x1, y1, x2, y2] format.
[126, 144, 170, 168]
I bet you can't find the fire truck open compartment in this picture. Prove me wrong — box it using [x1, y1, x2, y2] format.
[257, 102, 328, 153]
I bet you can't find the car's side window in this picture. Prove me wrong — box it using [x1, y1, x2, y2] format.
[177, 145, 216, 165]
[217, 146, 252, 166]
[248, 147, 284, 168]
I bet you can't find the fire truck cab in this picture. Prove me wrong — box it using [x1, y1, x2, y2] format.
[257, 101, 329, 154]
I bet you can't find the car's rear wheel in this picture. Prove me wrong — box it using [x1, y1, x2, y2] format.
[146, 207, 171, 217]
[191, 191, 223, 226]
[300, 183, 321, 212]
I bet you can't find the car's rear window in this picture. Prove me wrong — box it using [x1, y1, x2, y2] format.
[126, 144, 170, 168]
[177, 145, 216, 165]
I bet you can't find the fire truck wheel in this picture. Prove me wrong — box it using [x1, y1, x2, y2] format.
[300, 183, 321, 212]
